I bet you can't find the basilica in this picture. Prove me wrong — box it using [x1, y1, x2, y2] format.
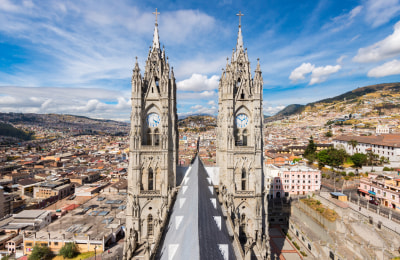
[123, 10, 270, 260]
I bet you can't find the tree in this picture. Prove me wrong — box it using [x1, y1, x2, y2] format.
[325, 131, 333, 137]
[351, 153, 367, 168]
[59, 242, 78, 258]
[28, 244, 53, 260]
[317, 148, 348, 169]
[347, 139, 358, 154]
[304, 136, 317, 164]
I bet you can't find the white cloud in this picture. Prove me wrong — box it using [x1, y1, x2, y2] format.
[365, 0, 400, 27]
[208, 100, 216, 105]
[353, 21, 400, 63]
[0, 86, 130, 121]
[323, 5, 362, 32]
[336, 55, 347, 64]
[367, 59, 400, 77]
[263, 105, 286, 116]
[176, 57, 225, 78]
[310, 65, 341, 85]
[289, 63, 340, 85]
[289, 63, 315, 82]
[177, 74, 219, 91]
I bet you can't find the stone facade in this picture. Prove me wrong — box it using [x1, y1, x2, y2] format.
[216, 14, 267, 253]
[124, 10, 178, 260]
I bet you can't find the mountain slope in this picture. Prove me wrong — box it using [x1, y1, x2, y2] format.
[266, 82, 400, 122]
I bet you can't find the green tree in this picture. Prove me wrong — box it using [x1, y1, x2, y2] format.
[347, 139, 358, 154]
[304, 136, 317, 164]
[351, 153, 367, 168]
[325, 130, 333, 137]
[317, 148, 348, 169]
[59, 242, 78, 258]
[28, 244, 53, 260]
[367, 150, 379, 165]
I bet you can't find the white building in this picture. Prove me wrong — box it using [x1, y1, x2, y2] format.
[333, 134, 400, 166]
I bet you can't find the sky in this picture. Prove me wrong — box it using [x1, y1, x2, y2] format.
[0, 0, 400, 121]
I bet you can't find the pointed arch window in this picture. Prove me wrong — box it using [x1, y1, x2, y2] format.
[147, 214, 153, 236]
[146, 129, 152, 145]
[154, 128, 160, 146]
[241, 90, 245, 99]
[148, 168, 154, 190]
[242, 130, 248, 146]
[241, 168, 247, 190]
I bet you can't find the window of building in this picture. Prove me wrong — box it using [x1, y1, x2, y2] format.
[147, 214, 153, 236]
[54, 242, 59, 246]
[392, 195, 396, 200]
[384, 192, 386, 197]
[26, 243, 32, 247]
[241, 168, 247, 190]
[148, 168, 154, 190]
[154, 128, 160, 146]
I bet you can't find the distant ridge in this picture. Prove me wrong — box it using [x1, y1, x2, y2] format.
[266, 82, 400, 122]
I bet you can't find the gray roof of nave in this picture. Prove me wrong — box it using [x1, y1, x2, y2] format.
[156, 156, 236, 260]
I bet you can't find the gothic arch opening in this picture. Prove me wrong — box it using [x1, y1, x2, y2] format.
[148, 168, 154, 190]
[239, 213, 247, 244]
[154, 128, 160, 146]
[241, 168, 247, 190]
[147, 214, 153, 237]
[242, 129, 248, 146]
[146, 129, 152, 145]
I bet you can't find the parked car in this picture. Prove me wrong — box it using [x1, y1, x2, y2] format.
[369, 200, 379, 205]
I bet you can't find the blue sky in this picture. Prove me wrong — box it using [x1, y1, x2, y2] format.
[0, 0, 400, 121]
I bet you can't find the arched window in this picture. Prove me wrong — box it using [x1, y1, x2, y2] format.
[239, 213, 247, 244]
[241, 90, 245, 99]
[241, 168, 246, 190]
[148, 168, 154, 190]
[147, 214, 153, 236]
[154, 128, 160, 146]
[242, 130, 248, 146]
[146, 129, 152, 145]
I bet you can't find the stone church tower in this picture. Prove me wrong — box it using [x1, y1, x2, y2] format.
[217, 12, 266, 249]
[124, 9, 178, 260]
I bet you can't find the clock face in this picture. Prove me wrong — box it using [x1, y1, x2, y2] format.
[146, 113, 160, 127]
[236, 113, 249, 128]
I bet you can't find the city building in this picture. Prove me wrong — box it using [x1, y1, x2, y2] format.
[265, 165, 321, 198]
[333, 134, 400, 166]
[358, 172, 400, 210]
[23, 192, 126, 256]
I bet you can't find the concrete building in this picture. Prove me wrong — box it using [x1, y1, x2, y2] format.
[33, 180, 74, 200]
[0, 189, 12, 218]
[358, 173, 400, 210]
[265, 165, 321, 198]
[23, 192, 126, 256]
[333, 134, 400, 166]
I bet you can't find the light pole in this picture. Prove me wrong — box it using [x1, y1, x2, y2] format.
[94, 245, 97, 260]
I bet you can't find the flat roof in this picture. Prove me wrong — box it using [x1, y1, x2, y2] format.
[13, 210, 49, 219]
[331, 192, 346, 197]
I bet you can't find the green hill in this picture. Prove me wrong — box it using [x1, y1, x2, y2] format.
[0, 122, 34, 140]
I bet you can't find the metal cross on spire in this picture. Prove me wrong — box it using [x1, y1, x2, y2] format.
[153, 8, 160, 25]
[236, 11, 244, 27]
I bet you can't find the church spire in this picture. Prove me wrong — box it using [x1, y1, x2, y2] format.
[152, 8, 160, 50]
[236, 11, 244, 51]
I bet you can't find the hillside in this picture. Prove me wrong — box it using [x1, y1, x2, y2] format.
[0, 122, 34, 140]
[178, 115, 216, 131]
[0, 113, 129, 138]
[266, 82, 400, 122]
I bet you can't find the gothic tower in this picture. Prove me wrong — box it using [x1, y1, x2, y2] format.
[124, 9, 178, 260]
[217, 12, 266, 247]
